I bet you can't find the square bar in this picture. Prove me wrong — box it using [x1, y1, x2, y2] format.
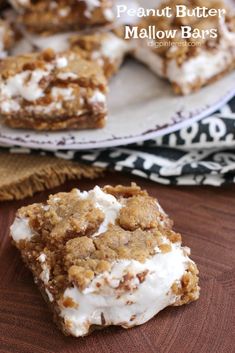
[11, 184, 200, 337]
[133, 0, 235, 95]
[0, 49, 108, 130]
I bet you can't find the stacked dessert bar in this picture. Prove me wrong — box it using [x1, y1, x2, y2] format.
[0, 49, 108, 130]
[0, 0, 234, 129]
[0, 0, 126, 130]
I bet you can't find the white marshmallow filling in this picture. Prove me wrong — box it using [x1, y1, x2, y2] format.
[59, 243, 193, 337]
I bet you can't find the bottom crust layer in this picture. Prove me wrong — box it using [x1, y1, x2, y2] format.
[4, 112, 106, 131]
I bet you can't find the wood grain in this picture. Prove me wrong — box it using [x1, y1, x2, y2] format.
[0, 172, 235, 353]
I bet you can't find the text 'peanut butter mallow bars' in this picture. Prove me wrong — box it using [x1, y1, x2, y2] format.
[0, 49, 108, 130]
[10, 184, 200, 337]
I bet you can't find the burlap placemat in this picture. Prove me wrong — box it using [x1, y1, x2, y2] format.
[0, 151, 103, 201]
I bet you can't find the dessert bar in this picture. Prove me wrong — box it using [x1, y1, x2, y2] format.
[0, 49, 108, 130]
[11, 30, 131, 79]
[133, 0, 235, 95]
[11, 184, 200, 337]
[9, 0, 114, 33]
[70, 31, 130, 79]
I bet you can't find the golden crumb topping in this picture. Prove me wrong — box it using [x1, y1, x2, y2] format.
[0, 48, 106, 87]
[14, 184, 183, 297]
[118, 195, 166, 231]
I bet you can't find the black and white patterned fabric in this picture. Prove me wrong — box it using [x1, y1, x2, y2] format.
[1, 97, 235, 186]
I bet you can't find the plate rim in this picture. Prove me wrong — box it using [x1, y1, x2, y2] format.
[0, 84, 234, 151]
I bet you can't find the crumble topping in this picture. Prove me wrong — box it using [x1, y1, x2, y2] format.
[11, 184, 195, 294]
[118, 195, 167, 231]
[172, 262, 200, 305]
[70, 32, 130, 79]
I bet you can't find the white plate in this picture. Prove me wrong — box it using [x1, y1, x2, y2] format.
[0, 59, 235, 151]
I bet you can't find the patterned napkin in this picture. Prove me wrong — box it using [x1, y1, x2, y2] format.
[1, 97, 235, 186]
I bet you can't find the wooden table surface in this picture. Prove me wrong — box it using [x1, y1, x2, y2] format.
[0, 172, 234, 353]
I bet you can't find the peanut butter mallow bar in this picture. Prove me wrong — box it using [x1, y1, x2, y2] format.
[133, 0, 235, 95]
[9, 0, 114, 33]
[70, 31, 131, 79]
[10, 184, 200, 337]
[12, 31, 131, 79]
[0, 49, 107, 130]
